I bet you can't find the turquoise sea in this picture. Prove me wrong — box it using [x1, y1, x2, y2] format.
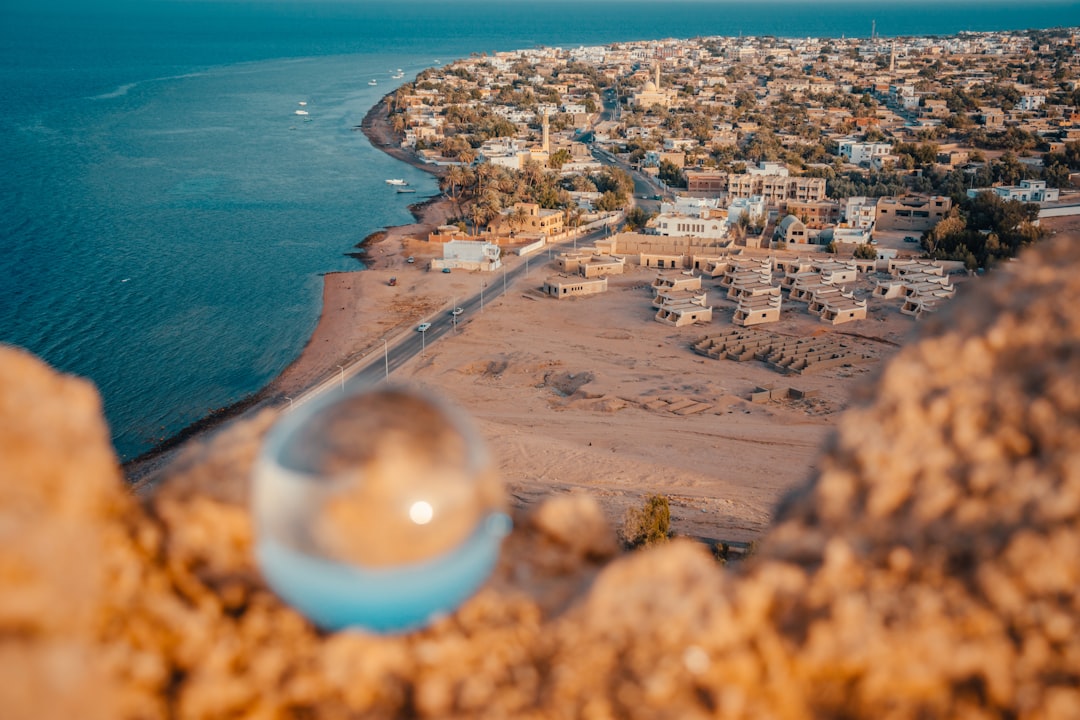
[2, 0, 1078, 461]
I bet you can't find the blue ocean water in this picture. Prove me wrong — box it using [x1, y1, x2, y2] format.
[2, 1, 1078, 461]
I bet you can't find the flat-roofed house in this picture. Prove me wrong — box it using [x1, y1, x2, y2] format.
[733, 293, 782, 327]
[430, 240, 502, 272]
[542, 274, 608, 298]
[875, 195, 952, 232]
[652, 272, 703, 294]
[654, 298, 713, 327]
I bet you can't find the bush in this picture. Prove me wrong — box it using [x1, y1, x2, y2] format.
[853, 243, 877, 260]
[621, 495, 671, 548]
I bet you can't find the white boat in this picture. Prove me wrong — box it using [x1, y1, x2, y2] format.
[298, 101, 307, 106]
[385, 179, 407, 186]
[294, 109, 309, 115]
[368, 79, 378, 86]
[392, 72, 404, 79]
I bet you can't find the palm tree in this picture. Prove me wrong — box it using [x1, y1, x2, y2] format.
[441, 165, 467, 218]
[474, 162, 495, 196]
[508, 204, 531, 236]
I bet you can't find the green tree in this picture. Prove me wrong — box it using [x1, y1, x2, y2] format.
[621, 495, 671, 548]
[624, 206, 654, 231]
[853, 243, 877, 260]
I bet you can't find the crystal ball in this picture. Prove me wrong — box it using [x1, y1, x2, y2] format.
[252, 386, 510, 633]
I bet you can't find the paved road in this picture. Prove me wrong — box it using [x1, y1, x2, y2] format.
[292, 225, 613, 409]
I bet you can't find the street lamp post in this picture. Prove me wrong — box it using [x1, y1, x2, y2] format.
[420, 326, 427, 357]
[480, 281, 484, 312]
[382, 339, 389, 380]
[337, 365, 345, 392]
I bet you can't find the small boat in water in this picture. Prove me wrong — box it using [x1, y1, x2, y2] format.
[294, 109, 309, 115]
[385, 179, 407, 186]
[368, 79, 378, 86]
[396, 188, 416, 193]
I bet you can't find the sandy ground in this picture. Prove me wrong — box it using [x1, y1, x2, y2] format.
[268, 211, 929, 543]
[138, 96, 1080, 544]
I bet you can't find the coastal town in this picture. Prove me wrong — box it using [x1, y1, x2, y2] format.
[379, 27, 1077, 297]
[124, 27, 1080, 539]
[331, 26, 1080, 539]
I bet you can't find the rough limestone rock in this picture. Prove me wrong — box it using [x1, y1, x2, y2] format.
[1, 236, 1079, 719]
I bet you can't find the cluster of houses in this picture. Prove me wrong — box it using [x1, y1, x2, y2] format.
[390, 26, 1077, 279]
[541, 228, 964, 331]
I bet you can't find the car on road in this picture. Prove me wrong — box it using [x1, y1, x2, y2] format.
[904, 236, 919, 243]
[450, 307, 463, 316]
[416, 322, 431, 332]
[442, 267, 451, 273]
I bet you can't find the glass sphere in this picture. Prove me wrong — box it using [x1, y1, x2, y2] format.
[252, 386, 510, 633]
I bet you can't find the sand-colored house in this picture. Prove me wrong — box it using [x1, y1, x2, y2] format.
[542, 274, 608, 299]
[599, 232, 732, 270]
[807, 286, 844, 315]
[900, 295, 938, 319]
[580, 254, 625, 278]
[814, 260, 858, 286]
[875, 195, 952, 233]
[789, 278, 832, 304]
[818, 294, 867, 325]
[428, 225, 470, 243]
[653, 288, 708, 310]
[733, 292, 782, 327]
[651, 272, 702, 294]
[654, 298, 713, 327]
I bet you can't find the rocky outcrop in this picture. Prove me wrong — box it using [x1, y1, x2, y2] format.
[2, 236, 1079, 719]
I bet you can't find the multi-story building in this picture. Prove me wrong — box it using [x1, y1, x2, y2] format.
[786, 199, 841, 227]
[843, 197, 879, 230]
[838, 140, 894, 166]
[728, 174, 826, 205]
[685, 171, 728, 194]
[875, 195, 952, 232]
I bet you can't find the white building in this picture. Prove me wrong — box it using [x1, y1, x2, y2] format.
[838, 140, 893, 166]
[746, 161, 789, 177]
[843, 196, 879, 230]
[1015, 95, 1046, 112]
[968, 179, 1059, 203]
[660, 196, 722, 215]
[727, 195, 767, 226]
[653, 212, 728, 240]
[430, 240, 503, 272]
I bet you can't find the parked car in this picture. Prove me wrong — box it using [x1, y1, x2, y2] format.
[904, 236, 918, 243]
[442, 267, 451, 273]
[406, 256, 415, 263]
[416, 322, 431, 332]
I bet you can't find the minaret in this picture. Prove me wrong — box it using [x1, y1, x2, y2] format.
[542, 110, 550, 154]
[655, 63, 661, 89]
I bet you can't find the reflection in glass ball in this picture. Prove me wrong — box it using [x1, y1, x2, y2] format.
[252, 386, 510, 633]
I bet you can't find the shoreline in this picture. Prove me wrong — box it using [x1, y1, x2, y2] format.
[124, 94, 453, 486]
